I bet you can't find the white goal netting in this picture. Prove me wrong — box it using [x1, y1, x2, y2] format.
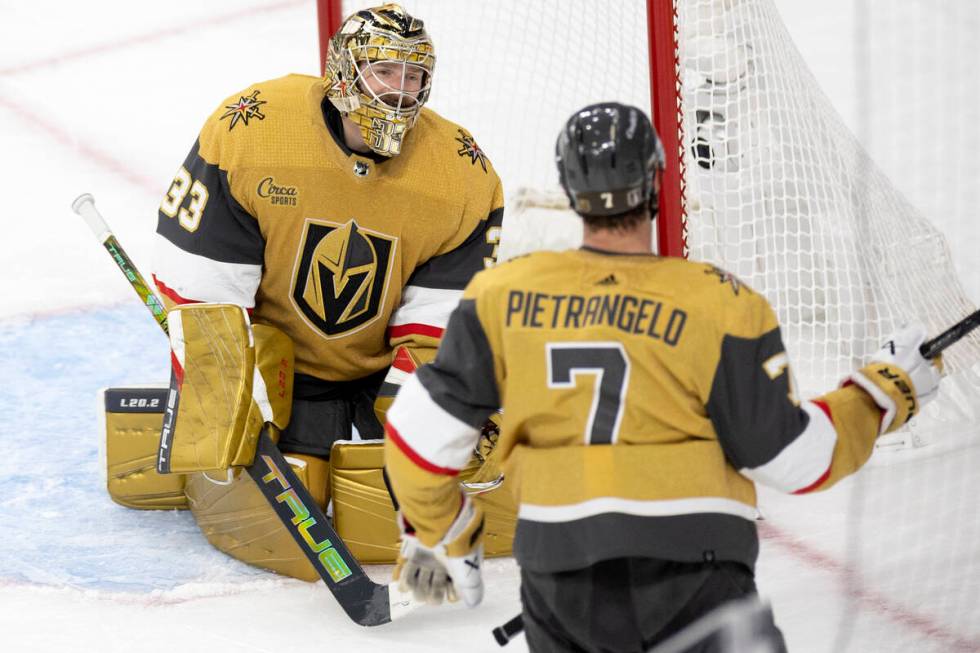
[673, 3, 980, 649]
[329, 1, 980, 650]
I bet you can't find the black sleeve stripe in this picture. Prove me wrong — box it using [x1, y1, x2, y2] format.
[415, 298, 500, 426]
[406, 207, 504, 290]
[706, 327, 809, 469]
[156, 139, 265, 265]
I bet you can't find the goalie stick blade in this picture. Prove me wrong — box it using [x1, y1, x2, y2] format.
[248, 430, 418, 626]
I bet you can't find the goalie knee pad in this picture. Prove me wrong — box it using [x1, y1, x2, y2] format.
[330, 440, 517, 564]
[330, 441, 401, 563]
[287, 452, 331, 511]
[184, 457, 323, 582]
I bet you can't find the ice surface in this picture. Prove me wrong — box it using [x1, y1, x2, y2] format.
[0, 1, 977, 651]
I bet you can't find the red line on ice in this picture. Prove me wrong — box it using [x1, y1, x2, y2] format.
[0, 94, 160, 196]
[0, 0, 310, 77]
[0, 1, 310, 197]
[759, 521, 979, 652]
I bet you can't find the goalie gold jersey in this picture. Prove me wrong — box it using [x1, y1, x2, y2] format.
[385, 248, 894, 573]
[153, 74, 503, 384]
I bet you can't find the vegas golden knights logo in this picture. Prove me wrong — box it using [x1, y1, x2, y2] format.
[292, 219, 396, 338]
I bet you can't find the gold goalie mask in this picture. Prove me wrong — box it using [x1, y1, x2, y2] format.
[323, 3, 436, 157]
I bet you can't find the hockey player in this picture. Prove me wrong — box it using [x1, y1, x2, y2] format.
[383, 102, 943, 651]
[147, 4, 508, 578]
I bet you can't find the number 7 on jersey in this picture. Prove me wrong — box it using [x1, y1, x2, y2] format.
[546, 342, 631, 445]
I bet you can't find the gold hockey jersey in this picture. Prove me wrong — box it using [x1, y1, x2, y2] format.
[385, 249, 892, 573]
[153, 74, 503, 383]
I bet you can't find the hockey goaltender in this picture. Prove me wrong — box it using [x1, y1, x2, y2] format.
[100, 3, 516, 582]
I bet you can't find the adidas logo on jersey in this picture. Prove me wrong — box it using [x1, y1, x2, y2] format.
[596, 274, 619, 286]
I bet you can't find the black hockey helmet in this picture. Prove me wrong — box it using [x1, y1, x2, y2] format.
[556, 102, 665, 218]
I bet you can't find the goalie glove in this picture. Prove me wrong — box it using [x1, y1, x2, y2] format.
[848, 323, 943, 434]
[393, 493, 485, 608]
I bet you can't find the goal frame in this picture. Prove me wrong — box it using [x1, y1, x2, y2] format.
[315, 0, 687, 257]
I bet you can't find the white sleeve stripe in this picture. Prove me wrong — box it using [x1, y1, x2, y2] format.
[389, 285, 463, 329]
[153, 234, 261, 307]
[387, 374, 479, 470]
[739, 401, 837, 493]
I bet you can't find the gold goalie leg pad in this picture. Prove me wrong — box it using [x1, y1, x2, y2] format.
[102, 387, 187, 510]
[331, 441, 401, 564]
[286, 453, 330, 511]
[184, 455, 326, 582]
[331, 441, 517, 564]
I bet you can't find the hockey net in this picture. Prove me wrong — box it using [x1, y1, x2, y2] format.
[323, 1, 980, 650]
[667, 9, 980, 649]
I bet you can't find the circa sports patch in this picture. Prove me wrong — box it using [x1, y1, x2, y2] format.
[220, 90, 267, 130]
[256, 176, 299, 207]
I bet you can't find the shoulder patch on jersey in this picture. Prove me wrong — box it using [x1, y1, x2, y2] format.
[220, 90, 267, 130]
[704, 264, 747, 296]
[455, 129, 489, 173]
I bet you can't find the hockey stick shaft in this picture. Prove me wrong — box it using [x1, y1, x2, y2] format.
[72, 193, 169, 335]
[920, 309, 980, 360]
[493, 613, 524, 646]
[74, 193, 416, 626]
[249, 429, 415, 626]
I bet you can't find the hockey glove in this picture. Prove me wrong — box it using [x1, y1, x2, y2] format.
[393, 493, 485, 608]
[848, 323, 943, 434]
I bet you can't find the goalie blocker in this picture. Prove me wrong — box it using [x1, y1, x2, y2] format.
[101, 303, 516, 576]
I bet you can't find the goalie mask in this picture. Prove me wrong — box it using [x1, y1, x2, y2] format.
[556, 102, 665, 218]
[323, 3, 436, 157]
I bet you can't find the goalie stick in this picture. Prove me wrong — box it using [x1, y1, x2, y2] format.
[72, 194, 169, 335]
[72, 193, 417, 626]
[248, 429, 415, 625]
